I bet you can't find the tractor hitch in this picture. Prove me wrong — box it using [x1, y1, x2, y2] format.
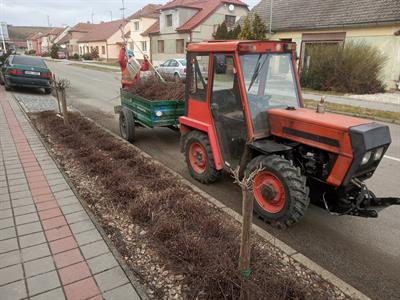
[322, 179, 400, 218]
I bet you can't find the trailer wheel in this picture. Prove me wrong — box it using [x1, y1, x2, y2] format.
[184, 131, 221, 184]
[119, 108, 135, 142]
[246, 155, 309, 229]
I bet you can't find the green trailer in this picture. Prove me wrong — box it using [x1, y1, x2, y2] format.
[115, 89, 185, 142]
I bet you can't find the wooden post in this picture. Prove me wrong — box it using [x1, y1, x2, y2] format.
[61, 88, 69, 126]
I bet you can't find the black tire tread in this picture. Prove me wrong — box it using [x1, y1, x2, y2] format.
[184, 130, 221, 184]
[120, 108, 135, 142]
[246, 155, 309, 229]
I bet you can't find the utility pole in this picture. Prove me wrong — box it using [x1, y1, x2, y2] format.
[120, 0, 126, 20]
[0, 22, 6, 52]
[47, 15, 51, 27]
[109, 10, 113, 21]
[91, 11, 95, 24]
[269, 0, 273, 34]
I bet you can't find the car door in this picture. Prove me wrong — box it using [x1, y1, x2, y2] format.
[169, 60, 179, 76]
[158, 60, 171, 75]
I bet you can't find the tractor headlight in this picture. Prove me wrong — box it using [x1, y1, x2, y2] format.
[155, 111, 163, 117]
[373, 147, 384, 161]
[361, 151, 372, 165]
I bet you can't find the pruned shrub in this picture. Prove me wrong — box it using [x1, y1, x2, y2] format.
[301, 41, 387, 94]
[81, 52, 94, 60]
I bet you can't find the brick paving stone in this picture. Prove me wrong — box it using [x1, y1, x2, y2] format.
[45, 225, 72, 242]
[21, 243, 51, 262]
[64, 277, 101, 300]
[0, 194, 10, 202]
[0, 263, 24, 285]
[17, 221, 43, 236]
[36, 200, 59, 211]
[34, 194, 55, 204]
[61, 203, 83, 215]
[87, 253, 119, 275]
[15, 212, 39, 225]
[24, 256, 56, 278]
[10, 188, 31, 198]
[75, 229, 102, 246]
[94, 266, 129, 292]
[50, 183, 70, 193]
[0, 226, 16, 241]
[65, 211, 90, 225]
[102, 283, 141, 300]
[19, 231, 46, 248]
[42, 215, 67, 230]
[9, 184, 29, 195]
[30, 287, 66, 300]
[27, 270, 61, 296]
[0, 208, 12, 219]
[54, 190, 75, 200]
[12, 197, 34, 208]
[0, 217, 13, 229]
[0, 237, 18, 254]
[0, 279, 27, 299]
[38, 207, 62, 220]
[80, 240, 109, 260]
[49, 236, 77, 254]
[57, 196, 80, 207]
[0, 249, 21, 268]
[0, 201, 11, 210]
[59, 261, 92, 285]
[7, 178, 27, 187]
[69, 219, 96, 235]
[13, 204, 36, 216]
[53, 248, 83, 269]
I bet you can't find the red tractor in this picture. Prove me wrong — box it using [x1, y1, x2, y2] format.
[180, 40, 400, 228]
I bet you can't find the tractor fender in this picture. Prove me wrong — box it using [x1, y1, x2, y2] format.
[179, 117, 223, 170]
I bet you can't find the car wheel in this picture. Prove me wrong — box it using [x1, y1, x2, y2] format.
[44, 88, 52, 94]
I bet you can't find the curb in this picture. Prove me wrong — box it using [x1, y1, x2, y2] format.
[10, 92, 150, 300]
[85, 113, 371, 300]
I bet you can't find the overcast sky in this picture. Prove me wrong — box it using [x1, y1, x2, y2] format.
[1, 0, 259, 27]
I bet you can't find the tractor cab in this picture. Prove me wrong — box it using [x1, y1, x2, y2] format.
[181, 41, 300, 170]
[180, 40, 399, 228]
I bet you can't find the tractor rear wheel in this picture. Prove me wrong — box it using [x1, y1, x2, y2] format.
[119, 108, 135, 142]
[184, 130, 221, 184]
[246, 155, 309, 228]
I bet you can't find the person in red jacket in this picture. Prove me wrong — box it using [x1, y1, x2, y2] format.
[119, 45, 151, 90]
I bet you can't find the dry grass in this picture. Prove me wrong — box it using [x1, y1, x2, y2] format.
[30, 111, 344, 300]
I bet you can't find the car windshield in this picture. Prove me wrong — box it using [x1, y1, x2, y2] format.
[177, 59, 186, 66]
[12, 56, 47, 68]
[240, 53, 299, 135]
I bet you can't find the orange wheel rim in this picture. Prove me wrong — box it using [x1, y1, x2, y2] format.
[253, 171, 286, 213]
[189, 142, 207, 174]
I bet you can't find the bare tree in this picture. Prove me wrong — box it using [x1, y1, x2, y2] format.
[52, 77, 71, 126]
[230, 164, 263, 300]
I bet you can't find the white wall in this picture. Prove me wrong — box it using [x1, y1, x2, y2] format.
[127, 17, 157, 60]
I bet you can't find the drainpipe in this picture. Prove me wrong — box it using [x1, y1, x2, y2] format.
[269, 0, 273, 35]
[106, 42, 109, 60]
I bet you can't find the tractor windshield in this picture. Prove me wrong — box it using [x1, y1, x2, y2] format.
[240, 53, 299, 135]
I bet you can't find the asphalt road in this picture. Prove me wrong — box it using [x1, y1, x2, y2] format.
[39, 61, 400, 299]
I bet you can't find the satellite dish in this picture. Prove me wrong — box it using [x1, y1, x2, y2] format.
[228, 4, 234, 11]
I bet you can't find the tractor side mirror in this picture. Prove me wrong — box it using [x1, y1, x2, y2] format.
[215, 54, 227, 74]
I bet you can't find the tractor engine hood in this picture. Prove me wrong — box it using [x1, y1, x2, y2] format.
[268, 107, 391, 186]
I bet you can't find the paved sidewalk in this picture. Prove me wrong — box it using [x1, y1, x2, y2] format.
[0, 88, 142, 299]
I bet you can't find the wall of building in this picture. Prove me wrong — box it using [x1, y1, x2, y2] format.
[150, 32, 189, 65]
[273, 25, 400, 89]
[127, 17, 157, 60]
[159, 8, 197, 34]
[191, 4, 248, 42]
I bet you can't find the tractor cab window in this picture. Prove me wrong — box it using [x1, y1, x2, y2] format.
[240, 53, 299, 136]
[188, 54, 209, 101]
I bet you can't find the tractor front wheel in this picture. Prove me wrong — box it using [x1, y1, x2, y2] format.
[246, 155, 309, 228]
[119, 108, 135, 142]
[184, 131, 221, 184]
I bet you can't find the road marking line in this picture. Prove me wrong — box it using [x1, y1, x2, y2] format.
[384, 155, 400, 162]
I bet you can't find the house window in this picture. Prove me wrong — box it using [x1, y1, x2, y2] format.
[158, 40, 164, 53]
[141, 41, 147, 52]
[225, 15, 236, 28]
[166, 14, 173, 27]
[134, 21, 139, 31]
[176, 39, 184, 54]
[102, 46, 105, 54]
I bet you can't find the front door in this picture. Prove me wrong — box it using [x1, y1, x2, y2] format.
[210, 54, 247, 169]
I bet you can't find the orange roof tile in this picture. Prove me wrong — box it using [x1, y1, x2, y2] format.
[78, 19, 126, 42]
[128, 4, 162, 20]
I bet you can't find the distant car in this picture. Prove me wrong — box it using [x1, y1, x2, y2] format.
[156, 58, 186, 82]
[0, 55, 52, 94]
[57, 51, 66, 59]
